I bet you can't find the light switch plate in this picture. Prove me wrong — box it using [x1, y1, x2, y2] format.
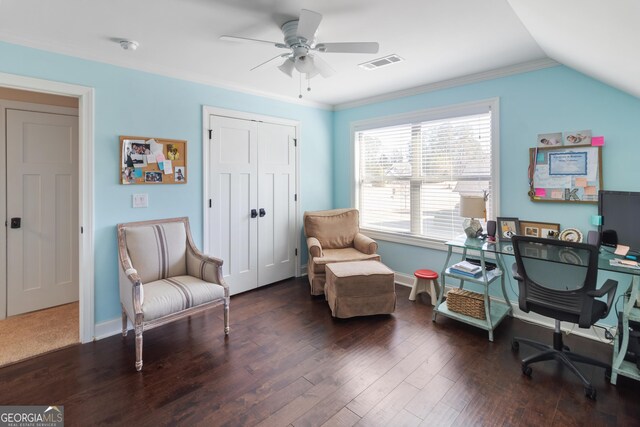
[132, 193, 148, 208]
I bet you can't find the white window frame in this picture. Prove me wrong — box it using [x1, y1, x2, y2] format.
[351, 98, 500, 251]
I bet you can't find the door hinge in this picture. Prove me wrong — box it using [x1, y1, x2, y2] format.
[209, 129, 212, 140]
[293, 138, 297, 147]
[209, 199, 212, 208]
[295, 248, 298, 256]
[81, 226, 84, 234]
[294, 194, 297, 202]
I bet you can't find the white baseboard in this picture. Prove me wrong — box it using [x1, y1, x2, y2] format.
[93, 269, 614, 344]
[299, 264, 307, 277]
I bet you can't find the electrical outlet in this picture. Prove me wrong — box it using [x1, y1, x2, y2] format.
[132, 193, 148, 208]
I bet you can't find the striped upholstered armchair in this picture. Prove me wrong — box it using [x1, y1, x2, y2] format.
[117, 217, 229, 371]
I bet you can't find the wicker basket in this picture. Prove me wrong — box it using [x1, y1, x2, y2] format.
[446, 289, 487, 319]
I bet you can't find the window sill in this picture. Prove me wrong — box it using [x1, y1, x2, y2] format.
[359, 228, 449, 252]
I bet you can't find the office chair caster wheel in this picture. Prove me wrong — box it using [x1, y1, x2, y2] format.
[521, 364, 532, 377]
[585, 386, 597, 400]
[511, 339, 519, 352]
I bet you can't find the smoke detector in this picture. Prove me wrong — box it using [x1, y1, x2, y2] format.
[119, 40, 139, 51]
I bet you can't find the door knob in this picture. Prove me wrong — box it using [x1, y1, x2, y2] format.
[250, 209, 258, 219]
[10, 217, 21, 229]
[259, 208, 266, 217]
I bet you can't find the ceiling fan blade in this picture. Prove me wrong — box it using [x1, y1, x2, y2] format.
[278, 58, 295, 77]
[310, 55, 335, 78]
[296, 9, 322, 42]
[220, 35, 287, 49]
[251, 54, 288, 71]
[315, 42, 379, 54]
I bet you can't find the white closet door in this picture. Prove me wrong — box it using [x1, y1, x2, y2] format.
[6, 110, 79, 315]
[208, 116, 258, 294]
[257, 122, 297, 286]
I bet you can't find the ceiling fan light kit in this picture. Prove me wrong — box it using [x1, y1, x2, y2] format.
[220, 9, 379, 98]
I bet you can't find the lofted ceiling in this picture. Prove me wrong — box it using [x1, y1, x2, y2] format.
[0, 0, 634, 107]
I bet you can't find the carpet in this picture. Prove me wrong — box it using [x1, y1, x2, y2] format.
[0, 302, 79, 367]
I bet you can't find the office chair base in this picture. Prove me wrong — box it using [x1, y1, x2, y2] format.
[512, 333, 611, 400]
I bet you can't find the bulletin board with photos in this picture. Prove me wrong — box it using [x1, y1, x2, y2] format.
[528, 145, 602, 204]
[120, 135, 187, 185]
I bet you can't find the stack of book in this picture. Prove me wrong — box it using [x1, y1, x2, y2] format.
[449, 260, 483, 278]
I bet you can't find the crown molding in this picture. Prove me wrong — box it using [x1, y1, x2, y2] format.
[333, 58, 559, 111]
[0, 35, 333, 110]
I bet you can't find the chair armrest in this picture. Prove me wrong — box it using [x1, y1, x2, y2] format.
[118, 259, 143, 315]
[307, 237, 323, 258]
[354, 233, 377, 255]
[588, 279, 618, 316]
[511, 263, 523, 281]
[186, 248, 229, 295]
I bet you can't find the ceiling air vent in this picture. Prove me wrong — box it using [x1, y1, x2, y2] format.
[359, 54, 404, 70]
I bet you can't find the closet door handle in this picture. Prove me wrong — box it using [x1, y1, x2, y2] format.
[250, 209, 258, 219]
[259, 208, 266, 217]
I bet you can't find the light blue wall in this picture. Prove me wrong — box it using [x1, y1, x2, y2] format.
[333, 65, 640, 325]
[0, 41, 334, 323]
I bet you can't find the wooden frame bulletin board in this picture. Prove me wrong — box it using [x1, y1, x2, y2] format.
[120, 135, 187, 185]
[528, 145, 602, 204]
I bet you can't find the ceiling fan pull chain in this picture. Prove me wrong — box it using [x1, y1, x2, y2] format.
[298, 73, 303, 98]
[307, 75, 311, 92]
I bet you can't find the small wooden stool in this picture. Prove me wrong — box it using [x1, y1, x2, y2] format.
[409, 269, 439, 306]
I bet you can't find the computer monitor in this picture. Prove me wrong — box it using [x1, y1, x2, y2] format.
[598, 190, 640, 253]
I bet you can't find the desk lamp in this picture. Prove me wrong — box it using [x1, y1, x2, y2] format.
[460, 195, 486, 238]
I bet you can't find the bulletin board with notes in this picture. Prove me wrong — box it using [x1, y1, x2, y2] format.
[528, 145, 602, 204]
[120, 135, 187, 185]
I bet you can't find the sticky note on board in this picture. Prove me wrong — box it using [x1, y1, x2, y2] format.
[535, 188, 546, 197]
[575, 177, 587, 187]
[585, 186, 597, 196]
[551, 191, 563, 199]
[146, 154, 156, 163]
[158, 161, 163, 170]
[164, 160, 173, 174]
[592, 136, 605, 146]
[134, 169, 143, 178]
[536, 152, 545, 163]
[156, 152, 166, 163]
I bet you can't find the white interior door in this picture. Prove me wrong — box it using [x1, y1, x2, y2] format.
[208, 115, 258, 294]
[6, 109, 79, 316]
[257, 122, 296, 286]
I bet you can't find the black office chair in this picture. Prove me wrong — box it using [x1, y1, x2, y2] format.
[510, 235, 617, 400]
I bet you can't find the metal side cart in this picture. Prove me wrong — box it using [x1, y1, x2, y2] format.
[432, 236, 513, 342]
[610, 274, 640, 385]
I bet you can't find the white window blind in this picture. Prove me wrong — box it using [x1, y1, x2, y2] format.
[354, 103, 496, 243]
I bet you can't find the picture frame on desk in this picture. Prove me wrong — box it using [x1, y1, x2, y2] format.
[496, 217, 520, 242]
[519, 220, 561, 240]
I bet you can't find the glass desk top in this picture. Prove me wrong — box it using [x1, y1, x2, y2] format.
[444, 235, 640, 277]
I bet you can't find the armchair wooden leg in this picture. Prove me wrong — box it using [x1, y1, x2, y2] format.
[224, 297, 230, 335]
[135, 323, 143, 372]
[121, 306, 128, 337]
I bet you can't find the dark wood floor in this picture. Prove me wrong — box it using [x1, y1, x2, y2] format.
[1, 278, 639, 426]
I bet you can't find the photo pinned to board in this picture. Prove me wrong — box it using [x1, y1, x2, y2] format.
[175, 166, 186, 182]
[145, 171, 163, 183]
[537, 132, 562, 147]
[563, 130, 592, 146]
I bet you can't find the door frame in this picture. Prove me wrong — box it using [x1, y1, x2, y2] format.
[0, 72, 95, 343]
[201, 106, 302, 277]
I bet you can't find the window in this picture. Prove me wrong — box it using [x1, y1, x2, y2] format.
[353, 99, 499, 245]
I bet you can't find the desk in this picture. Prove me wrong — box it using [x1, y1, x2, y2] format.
[434, 236, 640, 385]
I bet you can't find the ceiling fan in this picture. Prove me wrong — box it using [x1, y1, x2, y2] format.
[220, 9, 379, 82]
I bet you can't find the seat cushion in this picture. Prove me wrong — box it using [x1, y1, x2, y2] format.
[125, 222, 188, 284]
[312, 248, 381, 273]
[142, 275, 225, 321]
[529, 300, 607, 326]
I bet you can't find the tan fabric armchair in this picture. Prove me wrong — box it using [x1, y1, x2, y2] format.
[304, 208, 380, 295]
[117, 217, 229, 371]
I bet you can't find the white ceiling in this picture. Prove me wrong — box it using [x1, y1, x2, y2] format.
[0, 1, 634, 107]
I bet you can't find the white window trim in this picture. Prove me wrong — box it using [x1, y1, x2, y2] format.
[350, 97, 500, 249]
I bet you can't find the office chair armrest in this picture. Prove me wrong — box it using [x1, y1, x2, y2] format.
[511, 263, 523, 281]
[588, 279, 618, 316]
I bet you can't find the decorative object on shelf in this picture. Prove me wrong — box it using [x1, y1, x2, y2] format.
[496, 217, 520, 242]
[446, 288, 486, 320]
[460, 193, 487, 238]
[563, 129, 592, 146]
[537, 132, 562, 147]
[120, 136, 187, 185]
[519, 220, 561, 239]
[559, 228, 583, 243]
[528, 145, 602, 204]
